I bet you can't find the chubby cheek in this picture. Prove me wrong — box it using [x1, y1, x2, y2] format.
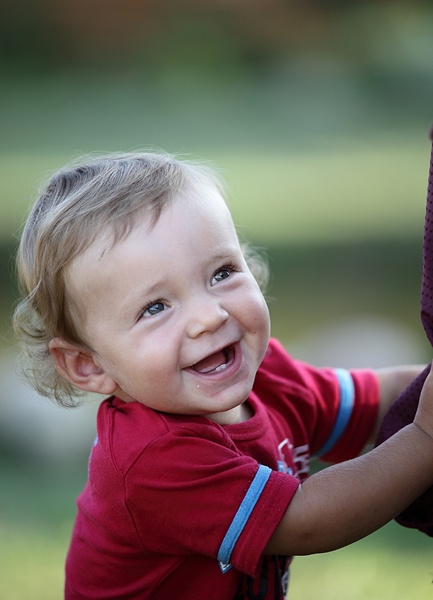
[242, 291, 271, 351]
[114, 363, 176, 405]
[248, 289, 270, 330]
[128, 340, 182, 391]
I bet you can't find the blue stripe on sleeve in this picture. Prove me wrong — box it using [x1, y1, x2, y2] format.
[217, 464, 271, 573]
[314, 368, 355, 458]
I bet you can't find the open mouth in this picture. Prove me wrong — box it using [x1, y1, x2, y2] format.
[191, 346, 234, 374]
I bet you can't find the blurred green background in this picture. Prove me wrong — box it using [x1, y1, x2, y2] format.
[1, 1, 433, 598]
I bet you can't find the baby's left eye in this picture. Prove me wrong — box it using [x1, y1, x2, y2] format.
[212, 267, 233, 285]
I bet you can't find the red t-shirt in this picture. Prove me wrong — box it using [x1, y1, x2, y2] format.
[65, 338, 379, 599]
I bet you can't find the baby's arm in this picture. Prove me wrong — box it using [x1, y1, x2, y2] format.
[367, 364, 427, 443]
[265, 364, 433, 556]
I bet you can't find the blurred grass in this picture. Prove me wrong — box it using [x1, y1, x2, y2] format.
[290, 522, 433, 600]
[1, 132, 429, 243]
[0, 456, 83, 600]
[0, 525, 68, 600]
[266, 238, 426, 354]
[220, 135, 429, 246]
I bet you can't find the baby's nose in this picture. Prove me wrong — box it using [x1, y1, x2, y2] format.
[186, 299, 229, 338]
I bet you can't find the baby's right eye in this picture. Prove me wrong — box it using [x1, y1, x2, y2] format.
[142, 301, 166, 318]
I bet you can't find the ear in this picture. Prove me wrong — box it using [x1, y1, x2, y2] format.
[49, 337, 117, 396]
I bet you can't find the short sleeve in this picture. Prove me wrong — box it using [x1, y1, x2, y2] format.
[313, 368, 379, 462]
[253, 339, 380, 464]
[125, 424, 299, 577]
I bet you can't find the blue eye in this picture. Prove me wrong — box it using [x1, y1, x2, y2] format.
[143, 301, 165, 317]
[212, 266, 234, 285]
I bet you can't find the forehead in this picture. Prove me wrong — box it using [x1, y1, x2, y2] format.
[105, 177, 231, 244]
[65, 185, 239, 295]
[111, 182, 235, 250]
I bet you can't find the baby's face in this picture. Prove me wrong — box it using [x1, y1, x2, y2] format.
[67, 186, 270, 424]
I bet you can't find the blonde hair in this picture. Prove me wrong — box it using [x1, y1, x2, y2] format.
[13, 151, 269, 407]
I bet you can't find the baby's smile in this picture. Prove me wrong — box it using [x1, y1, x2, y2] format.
[190, 346, 234, 374]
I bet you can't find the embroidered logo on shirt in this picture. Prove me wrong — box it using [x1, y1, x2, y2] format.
[277, 438, 293, 474]
[292, 444, 310, 478]
[277, 439, 310, 479]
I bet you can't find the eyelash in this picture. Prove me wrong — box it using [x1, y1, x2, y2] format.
[212, 263, 239, 284]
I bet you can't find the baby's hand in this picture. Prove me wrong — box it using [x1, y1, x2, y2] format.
[414, 362, 433, 440]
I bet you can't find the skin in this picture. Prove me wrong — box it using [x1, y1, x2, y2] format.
[49, 185, 433, 557]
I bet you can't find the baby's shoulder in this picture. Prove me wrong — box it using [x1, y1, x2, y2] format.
[95, 397, 233, 472]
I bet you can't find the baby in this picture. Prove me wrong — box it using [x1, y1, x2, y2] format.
[13, 152, 433, 599]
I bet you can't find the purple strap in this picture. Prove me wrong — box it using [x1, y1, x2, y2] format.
[375, 125, 433, 536]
